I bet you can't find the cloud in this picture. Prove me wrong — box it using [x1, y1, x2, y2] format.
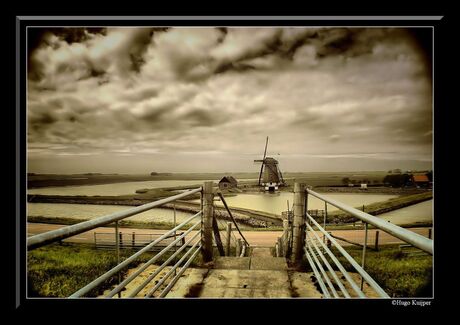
[27, 27, 433, 173]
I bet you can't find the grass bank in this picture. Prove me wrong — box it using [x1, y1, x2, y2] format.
[28, 243, 203, 297]
[325, 191, 432, 223]
[27, 216, 190, 230]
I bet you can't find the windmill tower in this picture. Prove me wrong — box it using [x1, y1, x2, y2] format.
[254, 137, 286, 192]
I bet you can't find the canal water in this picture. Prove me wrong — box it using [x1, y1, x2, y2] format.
[201, 192, 399, 215]
[27, 180, 432, 226]
[377, 200, 433, 224]
[27, 203, 196, 225]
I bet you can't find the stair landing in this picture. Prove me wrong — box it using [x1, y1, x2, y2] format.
[166, 247, 322, 298]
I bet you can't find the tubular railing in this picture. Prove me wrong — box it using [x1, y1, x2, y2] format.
[27, 187, 203, 298]
[306, 188, 433, 254]
[305, 215, 387, 298]
[27, 188, 202, 250]
[302, 187, 433, 298]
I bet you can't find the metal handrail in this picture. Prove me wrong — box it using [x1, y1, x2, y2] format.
[158, 243, 202, 298]
[106, 222, 201, 297]
[306, 222, 362, 298]
[307, 214, 389, 298]
[125, 232, 201, 298]
[146, 240, 202, 298]
[27, 187, 202, 250]
[303, 247, 330, 298]
[306, 240, 339, 297]
[306, 229, 351, 298]
[69, 211, 202, 298]
[306, 188, 433, 254]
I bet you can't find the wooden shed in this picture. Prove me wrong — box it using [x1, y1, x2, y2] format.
[218, 176, 238, 190]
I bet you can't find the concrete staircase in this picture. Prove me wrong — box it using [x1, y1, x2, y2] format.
[166, 247, 322, 298]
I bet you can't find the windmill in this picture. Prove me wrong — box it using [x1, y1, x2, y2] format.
[254, 136, 286, 191]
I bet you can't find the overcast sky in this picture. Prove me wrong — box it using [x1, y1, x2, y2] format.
[27, 27, 432, 174]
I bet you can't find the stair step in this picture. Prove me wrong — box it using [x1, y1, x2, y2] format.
[214, 257, 250, 270]
[197, 269, 292, 298]
[250, 257, 287, 270]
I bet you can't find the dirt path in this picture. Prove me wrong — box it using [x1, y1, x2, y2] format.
[27, 223, 432, 247]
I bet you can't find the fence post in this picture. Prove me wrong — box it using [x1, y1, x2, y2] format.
[226, 222, 232, 256]
[201, 181, 214, 262]
[375, 230, 380, 251]
[361, 222, 368, 290]
[115, 221, 121, 298]
[292, 183, 306, 264]
[323, 202, 328, 245]
[173, 203, 177, 276]
[428, 228, 432, 239]
[277, 237, 283, 256]
[132, 232, 135, 248]
[236, 239, 241, 257]
[283, 219, 289, 256]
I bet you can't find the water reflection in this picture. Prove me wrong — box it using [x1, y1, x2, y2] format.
[201, 192, 399, 216]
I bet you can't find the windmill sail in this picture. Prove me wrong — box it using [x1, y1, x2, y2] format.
[254, 136, 285, 190]
[255, 136, 269, 185]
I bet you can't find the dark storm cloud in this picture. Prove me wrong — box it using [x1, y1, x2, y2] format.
[182, 108, 229, 127]
[27, 27, 432, 173]
[28, 28, 106, 81]
[138, 101, 177, 123]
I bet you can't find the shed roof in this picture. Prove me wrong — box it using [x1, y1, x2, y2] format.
[413, 174, 429, 182]
[219, 176, 238, 185]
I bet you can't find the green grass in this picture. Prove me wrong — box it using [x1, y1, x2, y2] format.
[325, 245, 433, 297]
[27, 243, 202, 297]
[27, 216, 200, 230]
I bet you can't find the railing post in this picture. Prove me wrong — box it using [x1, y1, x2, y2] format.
[361, 222, 368, 290]
[283, 219, 289, 256]
[226, 222, 232, 256]
[323, 202, 328, 246]
[292, 183, 306, 264]
[375, 230, 380, 251]
[115, 221, 121, 298]
[277, 237, 283, 256]
[173, 203, 177, 276]
[201, 182, 214, 262]
[236, 238, 241, 257]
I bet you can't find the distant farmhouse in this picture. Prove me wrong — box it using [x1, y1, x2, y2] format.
[218, 176, 238, 190]
[411, 174, 430, 188]
[383, 171, 432, 188]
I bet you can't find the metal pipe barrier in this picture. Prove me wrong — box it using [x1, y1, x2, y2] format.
[27, 188, 202, 250]
[306, 213, 389, 298]
[70, 211, 201, 298]
[306, 188, 433, 254]
[106, 223, 201, 298]
[27, 187, 204, 298]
